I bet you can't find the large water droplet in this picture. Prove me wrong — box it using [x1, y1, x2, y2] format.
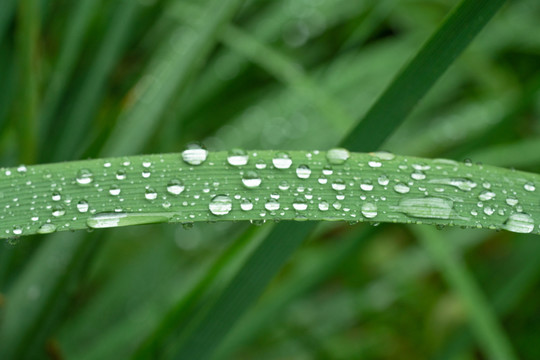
[361, 203, 378, 218]
[37, 223, 57, 234]
[296, 164, 311, 179]
[524, 182, 536, 192]
[326, 148, 350, 165]
[503, 213, 534, 234]
[12, 226, 22, 235]
[332, 179, 346, 191]
[428, 178, 477, 191]
[87, 212, 168, 229]
[116, 169, 127, 180]
[167, 179, 185, 195]
[227, 148, 249, 166]
[109, 185, 121, 196]
[209, 195, 232, 215]
[182, 143, 208, 166]
[51, 192, 61, 201]
[240, 198, 253, 211]
[76, 169, 93, 185]
[242, 171, 262, 188]
[397, 197, 453, 219]
[272, 152, 292, 169]
[52, 206, 66, 217]
[318, 201, 329, 211]
[478, 191, 495, 201]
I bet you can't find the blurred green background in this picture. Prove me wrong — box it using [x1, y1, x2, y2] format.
[1, 0, 540, 359]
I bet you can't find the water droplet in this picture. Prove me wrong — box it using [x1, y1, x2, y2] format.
[167, 179, 185, 195]
[332, 179, 346, 191]
[182, 143, 208, 166]
[378, 175, 389, 186]
[76, 169, 93, 185]
[397, 197, 453, 219]
[240, 198, 253, 211]
[361, 203, 378, 218]
[278, 180, 290, 190]
[322, 165, 333, 176]
[318, 176, 327, 185]
[255, 159, 267, 170]
[428, 178, 477, 191]
[142, 160, 152, 168]
[145, 187, 157, 200]
[318, 201, 329, 211]
[368, 161, 381, 168]
[478, 191, 495, 201]
[17, 165, 27, 174]
[227, 149, 249, 166]
[209, 195, 232, 215]
[360, 180, 374, 191]
[524, 182, 536, 192]
[51, 192, 61, 201]
[109, 185, 121, 196]
[265, 198, 280, 211]
[116, 169, 127, 180]
[371, 151, 395, 160]
[77, 200, 89, 213]
[52, 206, 65, 217]
[503, 213, 534, 234]
[326, 148, 350, 165]
[505, 197, 518, 206]
[296, 164, 311, 179]
[272, 152, 292, 169]
[37, 223, 56, 234]
[394, 183, 410, 194]
[87, 212, 168, 229]
[12, 226, 22, 235]
[242, 171, 262, 188]
[293, 197, 308, 211]
[411, 171, 426, 180]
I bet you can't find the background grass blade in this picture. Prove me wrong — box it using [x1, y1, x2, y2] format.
[15, 0, 39, 164]
[169, 2, 508, 358]
[412, 225, 517, 360]
[341, 0, 507, 150]
[100, 0, 244, 157]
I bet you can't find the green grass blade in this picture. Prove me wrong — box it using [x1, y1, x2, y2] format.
[1, 150, 539, 240]
[15, 0, 39, 164]
[0, 232, 99, 359]
[100, 0, 244, 157]
[413, 225, 517, 360]
[39, 0, 101, 143]
[341, 0, 507, 151]
[0, 0, 16, 47]
[50, 0, 140, 161]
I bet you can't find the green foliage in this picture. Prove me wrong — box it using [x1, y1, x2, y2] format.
[1, 0, 540, 359]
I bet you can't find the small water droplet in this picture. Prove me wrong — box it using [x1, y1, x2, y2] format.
[318, 201, 329, 211]
[12, 226, 22, 235]
[145, 187, 157, 200]
[503, 213, 534, 234]
[50, 205, 65, 217]
[378, 175, 389, 186]
[278, 180, 290, 190]
[209, 195, 232, 215]
[227, 149, 249, 166]
[182, 143, 208, 166]
[292, 197, 308, 211]
[361, 203, 378, 218]
[77, 200, 89, 213]
[167, 179, 185, 195]
[524, 182, 536, 192]
[322, 165, 333, 176]
[332, 179, 346, 191]
[368, 161, 381, 168]
[116, 169, 127, 180]
[255, 159, 267, 169]
[76, 169, 93, 185]
[394, 183, 410, 194]
[428, 178, 477, 191]
[242, 171, 262, 188]
[478, 191, 495, 201]
[240, 198, 253, 211]
[272, 152, 292, 169]
[411, 171, 426, 180]
[371, 151, 395, 160]
[360, 180, 373, 191]
[265, 198, 280, 211]
[296, 164, 311, 179]
[109, 185, 121, 196]
[505, 197, 518, 206]
[17, 165, 27, 174]
[51, 192, 61, 201]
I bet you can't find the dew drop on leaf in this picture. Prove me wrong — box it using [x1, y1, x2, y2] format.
[227, 148, 249, 166]
[265, 198, 280, 211]
[272, 152, 292, 169]
[77, 200, 89, 213]
[167, 179, 185, 195]
[209, 195, 232, 215]
[296, 165, 311, 179]
[37, 223, 56, 234]
[361, 203, 378, 218]
[503, 213, 534, 234]
[242, 171, 262, 188]
[326, 148, 350, 165]
[76, 169, 93, 185]
[182, 143, 208, 166]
